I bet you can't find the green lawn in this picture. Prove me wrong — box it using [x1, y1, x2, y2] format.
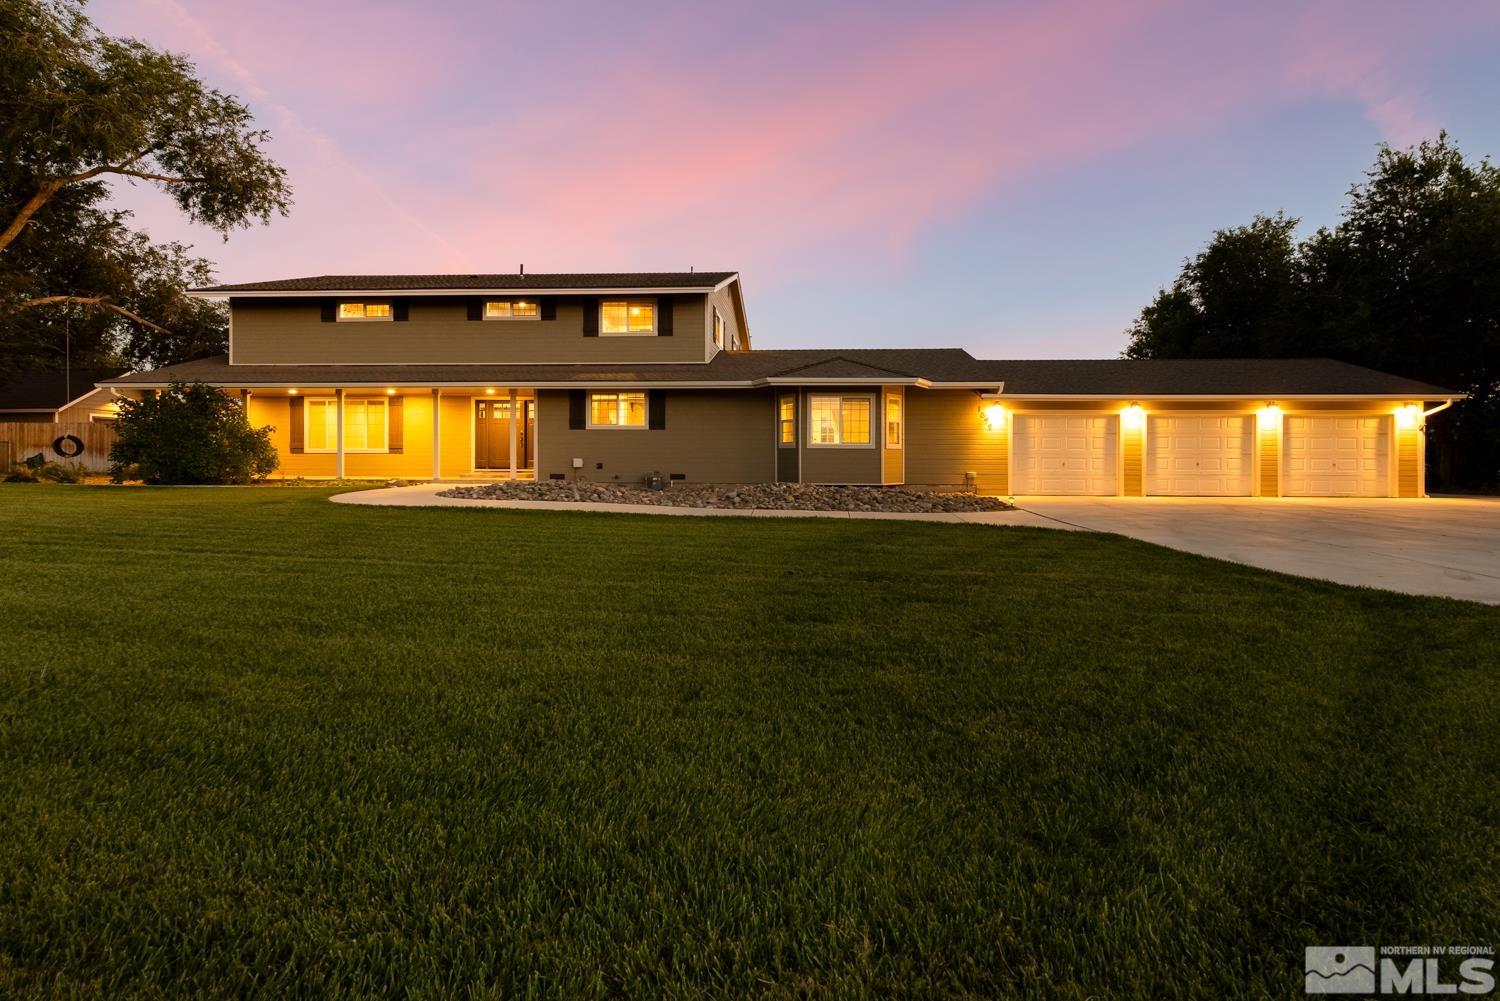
[0, 486, 1497, 999]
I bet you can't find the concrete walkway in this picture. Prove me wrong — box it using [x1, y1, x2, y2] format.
[1017, 496, 1500, 604]
[330, 482, 1067, 528]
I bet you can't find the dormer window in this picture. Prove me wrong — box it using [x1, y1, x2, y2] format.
[601, 299, 655, 335]
[337, 301, 392, 321]
[485, 300, 539, 320]
[713, 308, 724, 350]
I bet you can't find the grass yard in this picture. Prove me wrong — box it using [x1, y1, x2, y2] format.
[1, 486, 1497, 999]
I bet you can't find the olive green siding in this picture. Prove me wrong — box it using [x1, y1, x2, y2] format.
[230, 295, 712, 365]
[706, 284, 745, 354]
[882, 386, 905, 485]
[536, 388, 774, 484]
[904, 389, 1007, 494]
[775, 393, 799, 482]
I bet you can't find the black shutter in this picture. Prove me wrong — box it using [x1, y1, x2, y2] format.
[289, 396, 304, 452]
[569, 390, 586, 429]
[656, 296, 673, 336]
[466, 297, 482, 321]
[581, 298, 598, 337]
[539, 299, 556, 321]
[648, 390, 666, 430]
[320, 299, 335, 322]
[388, 396, 404, 453]
[392, 298, 409, 322]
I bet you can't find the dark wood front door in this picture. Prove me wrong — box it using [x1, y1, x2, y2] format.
[474, 398, 535, 470]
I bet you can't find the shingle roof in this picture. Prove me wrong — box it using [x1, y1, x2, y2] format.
[981, 358, 1456, 397]
[0, 367, 129, 410]
[194, 272, 738, 294]
[98, 353, 1459, 397]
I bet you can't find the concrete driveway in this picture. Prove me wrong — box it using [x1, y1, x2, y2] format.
[1014, 496, 1500, 604]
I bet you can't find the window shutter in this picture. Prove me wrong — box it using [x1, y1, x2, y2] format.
[466, 297, 482, 321]
[392, 298, 409, 322]
[320, 300, 335, 323]
[569, 390, 586, 429]
[388, 396, 404, 453]
[648, 390, 666, 430]
[289, 396, 304, 453]
[581, 298, 598, 337]
[539, 299, 556, 321]
[657, 296, 673, 336]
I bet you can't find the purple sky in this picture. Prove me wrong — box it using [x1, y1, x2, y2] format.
[92, 0, 1500, 358]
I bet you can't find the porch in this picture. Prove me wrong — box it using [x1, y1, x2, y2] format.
[238, 386, 538, 481]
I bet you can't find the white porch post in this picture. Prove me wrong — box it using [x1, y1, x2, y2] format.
[335, 387, 345, 479]
[508, 388, 518, 481]
[431, 388, 442, 481]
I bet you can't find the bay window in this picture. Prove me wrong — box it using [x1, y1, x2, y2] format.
[808, 394, 873, 446]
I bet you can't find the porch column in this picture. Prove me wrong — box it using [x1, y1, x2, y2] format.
[431, 388, 441, 481]
[508, 388, 518, 481]
[335, 387, 345, 479]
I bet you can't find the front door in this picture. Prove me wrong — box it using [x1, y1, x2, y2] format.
[474, 398, 535, 471]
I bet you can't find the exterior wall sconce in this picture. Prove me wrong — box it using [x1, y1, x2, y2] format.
[1396, 403, 1421, 429]
[980, 403, 1006, 430]
[287, 388, 299, 395]
[1259, 402, 1280, 428]
[1122, 402, 1144, 429]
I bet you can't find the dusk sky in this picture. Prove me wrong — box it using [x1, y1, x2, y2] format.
[92, 0, 1500, 358]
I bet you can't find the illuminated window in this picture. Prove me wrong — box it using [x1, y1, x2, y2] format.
[808, 394, 873, 446]
[306, 397, 388, 451]
[886, 393, 902, 448]
[485, 300, 539, 319]
[713, 308, 725, 350]
[778, 395, 795, 446]
[601, 299, 655, 334]
[336, 302, 392, 321]
[588, 391, 647, 428]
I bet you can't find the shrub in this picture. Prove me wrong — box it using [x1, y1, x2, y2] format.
[109, 382, 278, 485]
[35, 461, 85, 483]
[4, 466, 38, 483]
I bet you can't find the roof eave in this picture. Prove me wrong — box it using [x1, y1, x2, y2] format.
[189, 285, 730, 299]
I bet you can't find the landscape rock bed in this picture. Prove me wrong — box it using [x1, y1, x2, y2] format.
[438, 480, 1012, 512]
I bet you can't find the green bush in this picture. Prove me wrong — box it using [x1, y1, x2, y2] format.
[35, 461, 86, 483]
[4, 466, 38, 483]
[109, 382, 278, 484]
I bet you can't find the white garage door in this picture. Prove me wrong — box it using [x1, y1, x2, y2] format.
[1146, 415, 1253, 496]
[1284, 416, 1389, 497]
[1012, 415, 1118, 495]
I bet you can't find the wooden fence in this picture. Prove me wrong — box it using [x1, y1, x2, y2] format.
[0, 421, 118, 473]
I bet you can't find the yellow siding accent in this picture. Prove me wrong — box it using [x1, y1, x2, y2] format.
[440, 395, 473, 476]
[1258, 422, 1279, 497]
[246, 393, 437, 480]
[1398, 425, 1421, 497]
[903, 390, 1007, 495]
[1121, 425, 1143, 496]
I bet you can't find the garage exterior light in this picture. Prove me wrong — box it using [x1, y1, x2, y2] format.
[1396, 403, 1421, 429]
[980, 403, 1006, 430]
[1122, 403, 1145, 429]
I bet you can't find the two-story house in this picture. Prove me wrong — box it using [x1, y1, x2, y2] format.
[100, 272, 1458, 497]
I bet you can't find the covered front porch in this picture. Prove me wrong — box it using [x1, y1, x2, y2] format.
[236, 385, 538, 481]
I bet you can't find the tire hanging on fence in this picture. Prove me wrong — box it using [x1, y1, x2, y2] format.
[52, 434, 85, 458]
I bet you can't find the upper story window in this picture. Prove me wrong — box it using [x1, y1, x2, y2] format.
[306, 397, 388, 452]
[601, 299, 655, 335]
[809, 394, 873, 447]
[337, 301, 392, 321]
[713, 308, 724, 351]
[588, 391, 647, 428]
[485, 300, 539, 320]
[778, 395, 795, 446]
[886, 394, 903, 448]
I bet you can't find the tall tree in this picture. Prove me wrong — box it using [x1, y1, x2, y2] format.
[0, 0, 290, 378]
[1125, 134, 1500, 489]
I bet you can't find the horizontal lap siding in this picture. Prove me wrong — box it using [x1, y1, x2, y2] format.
[1259, 422, 1279, 497]
[231, 296, 709, 365]
[1398, 425, 1421, 497]
[1121, 425, 1143, 496]
[536, 389, 774, 484]
[903, 390, 1006, 494]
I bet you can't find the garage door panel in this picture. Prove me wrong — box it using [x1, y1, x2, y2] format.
[1013, 415, 1118, 495]
[1284, 415, 1388, 497]
[1146, 416, 1252, 496]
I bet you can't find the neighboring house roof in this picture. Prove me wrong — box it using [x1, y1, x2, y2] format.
[97, 352, 1458, 397]
[192, 272, 739, 294]
[981, 358, 1458, 398]
[0, 368, 129, 412]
